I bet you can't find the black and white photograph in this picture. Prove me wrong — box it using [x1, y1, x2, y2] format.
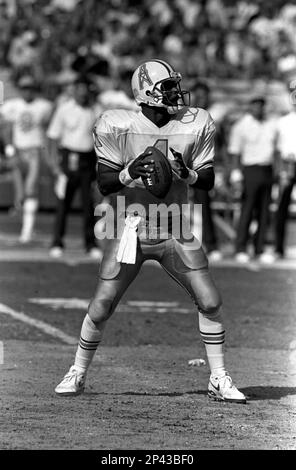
[0, 0, 295, 456]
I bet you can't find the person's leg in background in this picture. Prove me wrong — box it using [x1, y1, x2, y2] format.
[79, 151, 102, 259]
[235, 166, 259, 262]
[50, 172, 79, 256]
[19, 148, 40, 243]
[253, 166, 273, 260]
[9, 162, 24, 214]
[193, 188, 222, 261]
[80, 166, 102, 259]
[274, 180, 295, 257]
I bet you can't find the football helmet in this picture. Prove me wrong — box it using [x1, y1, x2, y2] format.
[131, 59, 190, 114]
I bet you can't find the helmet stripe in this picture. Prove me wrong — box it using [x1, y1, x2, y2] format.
[150, 59, 173, 74]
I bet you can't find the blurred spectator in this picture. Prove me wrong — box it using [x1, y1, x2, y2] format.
[1, 0, 296, 86]
[0, 75, 52, 242]
[46, 77, 102, 259]
[8, 30, 41, 81]
[191, 80, 223, 261]
[228, 96, 278, 263]
[274, 98, 296, 258]
[97, 69, 138, 113]
[0, 1, 11, 66]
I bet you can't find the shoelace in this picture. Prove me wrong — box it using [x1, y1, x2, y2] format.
[63, 370, 78, 382]
[222, 375, 233, 389]
[213, 373, 233, 390]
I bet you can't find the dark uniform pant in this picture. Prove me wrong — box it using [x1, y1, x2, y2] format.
[88, 237, 222, 324]
[52, 148, 97, 250]
[193, 188, 218, 253]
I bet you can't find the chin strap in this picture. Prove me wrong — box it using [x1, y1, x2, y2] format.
[116, 213, 142, 264]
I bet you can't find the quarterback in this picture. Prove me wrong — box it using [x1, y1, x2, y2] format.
[55, 59, 246, 404]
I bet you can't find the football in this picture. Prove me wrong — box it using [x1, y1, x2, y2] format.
[141, 146, 173, 198]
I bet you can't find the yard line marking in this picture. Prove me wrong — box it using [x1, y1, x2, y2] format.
[29, 298, 89, 310]
[0, 303, 77, 345]
[28, 298, 194, 314]
[128, 301, 179, 307]
[1, 247, 296, 269]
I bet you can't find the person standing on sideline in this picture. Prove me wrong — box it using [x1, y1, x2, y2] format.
[0, 75, 52, 242]
[190, 80, 223, 262]
[274, 102, 296, 258]
[47, 77, 102, 259]
[54, 59, 246, 404]
[228, 96, 278, 263]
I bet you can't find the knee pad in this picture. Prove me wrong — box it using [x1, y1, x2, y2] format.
[88, 298, 114, 323]
[198, 296, 222, 315]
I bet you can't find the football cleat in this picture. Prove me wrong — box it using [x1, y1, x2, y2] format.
[49, 246, 64, 258]
[207, 250, 223, 262]
[55, 366, 86, 396]
[235, 252, 250, 264]
[19, 233, 33, 244]
[87, 247, 103, 261]
[208, 373, 247, 404]
[257, 252, 277, 264]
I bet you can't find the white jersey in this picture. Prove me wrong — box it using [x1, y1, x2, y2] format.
[0, 97, 53, 150]
[98, 90, 139, 112]
[276, 111, 296, 160]
[47, 99, 96, 152]
[93, 107, 215, 238]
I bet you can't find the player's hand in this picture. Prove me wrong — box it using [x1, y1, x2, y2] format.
[128, 150, 155, 179]
[169, 147, 189, 179]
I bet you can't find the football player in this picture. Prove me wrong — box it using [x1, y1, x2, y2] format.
[1, 75, 52, 242]
[55, 59, 246, 404]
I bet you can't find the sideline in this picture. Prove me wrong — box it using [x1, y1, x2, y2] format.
[0, 247, 296, 270]
[0, 302, 77, 345]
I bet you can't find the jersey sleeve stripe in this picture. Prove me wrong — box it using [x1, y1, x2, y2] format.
[98, 156, 124, 171]
[193, 161, 213, 171]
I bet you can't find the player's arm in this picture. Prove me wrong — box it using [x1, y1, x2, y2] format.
[170, 115, 216, 190]
[97, 150, 154, 196]
[94, 114, 155, 196]
[192, 167, 215, 190]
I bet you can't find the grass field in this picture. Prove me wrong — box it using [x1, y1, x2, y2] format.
[0, 211, 296, 451]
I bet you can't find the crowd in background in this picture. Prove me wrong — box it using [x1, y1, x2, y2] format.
[1, 0, 296, 90]
[0, 0, 295, 262]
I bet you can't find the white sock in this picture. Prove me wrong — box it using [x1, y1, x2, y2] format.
[74, 314, 105, 373]
[198, 309, 226, 377]
[20, 198, 38, 241]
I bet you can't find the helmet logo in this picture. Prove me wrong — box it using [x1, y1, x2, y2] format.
[138, 64, 153, 90]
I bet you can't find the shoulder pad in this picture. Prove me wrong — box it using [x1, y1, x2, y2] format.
[95, 109, 137, 132]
